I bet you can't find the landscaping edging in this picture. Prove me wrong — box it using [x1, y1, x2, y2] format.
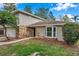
[0, 37, 32, 46]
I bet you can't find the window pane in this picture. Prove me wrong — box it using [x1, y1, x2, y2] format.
[53, 27, 56, 32]
[53, 27, 56, 37]
[47, 32, 52, 36]
[16, 14, 19, 24]
[47, 27, 52, 31]
[47, 27, 52, 37]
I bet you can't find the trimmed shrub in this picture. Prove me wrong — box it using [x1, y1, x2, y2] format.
[63, 23, 79, 45]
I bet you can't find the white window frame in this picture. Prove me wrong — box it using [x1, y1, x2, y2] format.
[16, 14, 19, 25]
[46, 26, 57, 38]
[46, 26, 52, 37]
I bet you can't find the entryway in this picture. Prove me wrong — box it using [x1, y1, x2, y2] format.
[27, 27, 35, 37]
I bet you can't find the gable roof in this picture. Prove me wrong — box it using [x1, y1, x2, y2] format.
[29, 21, 65, 27]
[13, 10, 65, 27]
[13, 10, 47, 21]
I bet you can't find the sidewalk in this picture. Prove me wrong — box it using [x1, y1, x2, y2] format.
[0, 37, 32, 46]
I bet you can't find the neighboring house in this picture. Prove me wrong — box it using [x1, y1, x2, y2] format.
[0, 10, 65, 41]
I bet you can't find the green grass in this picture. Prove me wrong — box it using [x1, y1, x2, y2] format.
[0, 39, 78, 56]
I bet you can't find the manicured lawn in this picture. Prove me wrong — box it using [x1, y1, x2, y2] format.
[0, 39, 79, 56]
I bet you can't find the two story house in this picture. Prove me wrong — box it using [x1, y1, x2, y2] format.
[0, 10, 65, 41]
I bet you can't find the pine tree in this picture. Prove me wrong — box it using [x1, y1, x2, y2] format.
[62, 14, 70, 22]
[3, 3, 16, 12]
[35, 7, 49, 19]
[24, 5, 32, 13]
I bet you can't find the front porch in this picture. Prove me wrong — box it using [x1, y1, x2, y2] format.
[27, 27, 35, 37]
[18, 26, 35, 38]
[27, 26, 58, 38]
[18, 25, 64, 41]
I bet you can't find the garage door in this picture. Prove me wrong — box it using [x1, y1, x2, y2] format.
[7, 28, 16, 38]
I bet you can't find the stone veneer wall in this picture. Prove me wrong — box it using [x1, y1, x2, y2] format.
[18, 25, 27, 38]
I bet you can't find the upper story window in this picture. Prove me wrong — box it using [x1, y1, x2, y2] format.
[16, 14, 19, 24]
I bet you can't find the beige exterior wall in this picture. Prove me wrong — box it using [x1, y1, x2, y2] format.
[35, 26, 64, 41]
[16, 12, 64, 41]
[7, 28, 16, 38]
[35, 27, 46, 37]
[56, 26, 64, 41]
[18, 13, 43, 26]
[17, 13, 43, 38]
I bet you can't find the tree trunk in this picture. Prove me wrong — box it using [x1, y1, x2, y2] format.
[3, 25, 9, 40]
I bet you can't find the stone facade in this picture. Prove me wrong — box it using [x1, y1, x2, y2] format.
[18, 25, 27, 38]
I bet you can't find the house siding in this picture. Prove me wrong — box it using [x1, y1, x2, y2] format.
[35, 27, 46, 37]
[56, 26, 64, 41]
[17, 13, 43, 38]
[35, 26, 64, 41]
[18, 13, 43, 26]
[15, 11, 64, 41]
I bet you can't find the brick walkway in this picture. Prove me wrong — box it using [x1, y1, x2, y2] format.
[0, 37, 32, 46]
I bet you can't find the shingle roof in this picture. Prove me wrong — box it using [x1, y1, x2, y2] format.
[29, 21, 65, 27]
[13, 10, 65, 27]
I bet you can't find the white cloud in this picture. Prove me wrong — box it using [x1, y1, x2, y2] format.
[52, 3, 77, 11]
[65, 14, 73, 18]
[64, 14, 75, 22]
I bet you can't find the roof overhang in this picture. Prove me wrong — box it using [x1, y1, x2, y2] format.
[28, 21, 66, 27]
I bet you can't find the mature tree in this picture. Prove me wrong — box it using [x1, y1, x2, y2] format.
[0, 11, 16, 40]
[48, 11, 55, 21]
[24, 5, 32, 13]
[3, 3, 16, 12]
[35, 7, 49, 19]
[3, 3, 19, 38]
[35, 7, 55, 21]
[62, 15, 70, 22]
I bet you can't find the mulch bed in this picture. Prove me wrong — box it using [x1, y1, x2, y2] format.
[31, 37, 77, 48]
[0, 37, 78, 48]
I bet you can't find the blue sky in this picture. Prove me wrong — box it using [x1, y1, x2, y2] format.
[0, 3, 79, 18]
[16, 3, 79, 18]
